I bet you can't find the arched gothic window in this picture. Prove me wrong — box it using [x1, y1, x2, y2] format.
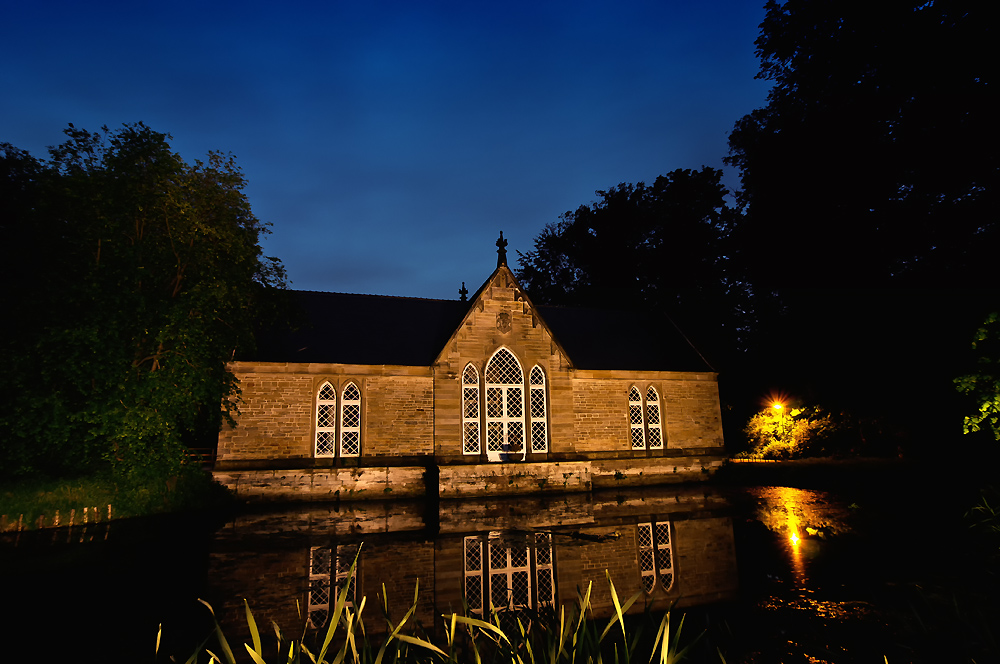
[637, 521, 675, 593]
[629, 386, 645, 449]
[485, 348, 525, 462]
[529, 366, 548, 453]
[340, 382, 361, 457]
[646, 387, 663, 450]
[629, 385, 665, 450]
[463, 364, 481, 455]
[316, 382, 337, 457]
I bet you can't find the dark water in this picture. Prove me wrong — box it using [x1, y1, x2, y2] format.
[3, 466, 996, 663]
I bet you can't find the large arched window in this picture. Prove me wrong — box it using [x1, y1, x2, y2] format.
[340, 382, 361, 457]
[316, 382, 337, 457]
[485, 348, 525, 462]
[529, 366, 548, 453]
[463, 364, 481, 455]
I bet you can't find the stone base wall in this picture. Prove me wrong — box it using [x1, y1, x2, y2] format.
[590, 454, 726, 489]
[214, 453, 726, 502]
[214, 466, 427, 502]
[438, 461, 593, 499]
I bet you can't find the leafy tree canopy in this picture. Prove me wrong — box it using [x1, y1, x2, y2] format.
[0, 124, 285, 482]
[516, 167, 753, 365]
[956, 313, 1000, 442]
[726, 0, 997, 290]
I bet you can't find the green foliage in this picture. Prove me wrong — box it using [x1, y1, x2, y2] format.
[955, 313, 1000, 441]
[0, 124, 285, 483]
[175, 567, 705, 664]
[0, 465, 232, 526]
[743, 405, 839, 459]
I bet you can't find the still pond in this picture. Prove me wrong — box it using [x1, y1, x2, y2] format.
[3, 463, 994, 663]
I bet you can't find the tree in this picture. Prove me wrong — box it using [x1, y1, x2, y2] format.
[726, 0, 998, 290]
[0, 124, 285, 482]
[516, 167, 754, 365]
[955, 313, 1000, 442]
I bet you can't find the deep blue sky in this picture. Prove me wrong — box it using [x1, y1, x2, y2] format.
[3, 0, 770, 300]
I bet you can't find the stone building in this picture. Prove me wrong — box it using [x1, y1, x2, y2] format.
[214, 235, 725, 501]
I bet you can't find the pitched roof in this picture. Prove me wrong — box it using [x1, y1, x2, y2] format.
[251, 289, 713, 373]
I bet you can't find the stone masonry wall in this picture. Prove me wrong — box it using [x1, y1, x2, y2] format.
[362, 375, 434, 456]
[218, 366, 314, 461]
[219, 362, 435, 463]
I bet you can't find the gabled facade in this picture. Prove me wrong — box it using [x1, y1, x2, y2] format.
[214, 238, 725, 501]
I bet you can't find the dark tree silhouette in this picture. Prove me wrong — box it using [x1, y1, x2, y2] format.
[726, 0, 998, 290]
[0, 124, 286, 480]
[516, 167, 753, 367]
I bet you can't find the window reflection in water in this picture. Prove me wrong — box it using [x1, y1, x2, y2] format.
[308, 544, 358, 628]
[464, 532, 555, 616]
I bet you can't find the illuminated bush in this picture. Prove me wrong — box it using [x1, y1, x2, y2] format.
[744, 405, 838, 458]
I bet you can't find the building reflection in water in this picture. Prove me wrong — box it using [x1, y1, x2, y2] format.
[207, 487, 738, 645]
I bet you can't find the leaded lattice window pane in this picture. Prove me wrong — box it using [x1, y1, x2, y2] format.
[487, 421, 504, 452]
[486, 348, 522, 385]
[315, 383, 337, 457]
[335, 545, 358, 609]
[531, 422, 547, 452]
[646, 386, 663, 450]
[508, 422, 524, 452]
[340, 382, 361, 457]
[464, 537, 485, 614]
[487, 388, 503, 418]
[638, 522, 656, 594]
[535, 533, 555, 607]
[463, 388, 479, 418]
[341, 431, 360, 456]
[308, 547, 333, 628]
[316, 431, 335, 457]
[507, 387, 523, 417]
[629, 386, 646, 450]
[462, 364, 481, 455]
[654, 522, 675, 591]
[529, 366, 548, 452]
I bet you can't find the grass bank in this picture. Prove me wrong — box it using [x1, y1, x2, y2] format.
[0, 464, 232, 531]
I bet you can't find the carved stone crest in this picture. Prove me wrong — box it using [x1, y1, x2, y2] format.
[496, 312, 512, 333]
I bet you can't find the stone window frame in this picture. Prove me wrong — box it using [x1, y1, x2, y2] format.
[314, 379, 363, 459]
[462, 363, 482, 455]
[315, 381, 338, 457]
[340, 381, 362, 457]
[628, 384, 666, 452]
[529, 365, 549, 453]
[637, 520, 675, 594]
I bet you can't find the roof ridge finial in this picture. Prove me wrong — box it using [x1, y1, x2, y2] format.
[459, 281, 468, 302]
[496, 231, 508, 268]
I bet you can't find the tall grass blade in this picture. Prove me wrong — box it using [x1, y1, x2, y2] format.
[396, 633, 449, 658]
[198, 598, 237, 664]
[245, 599, 263, 657]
